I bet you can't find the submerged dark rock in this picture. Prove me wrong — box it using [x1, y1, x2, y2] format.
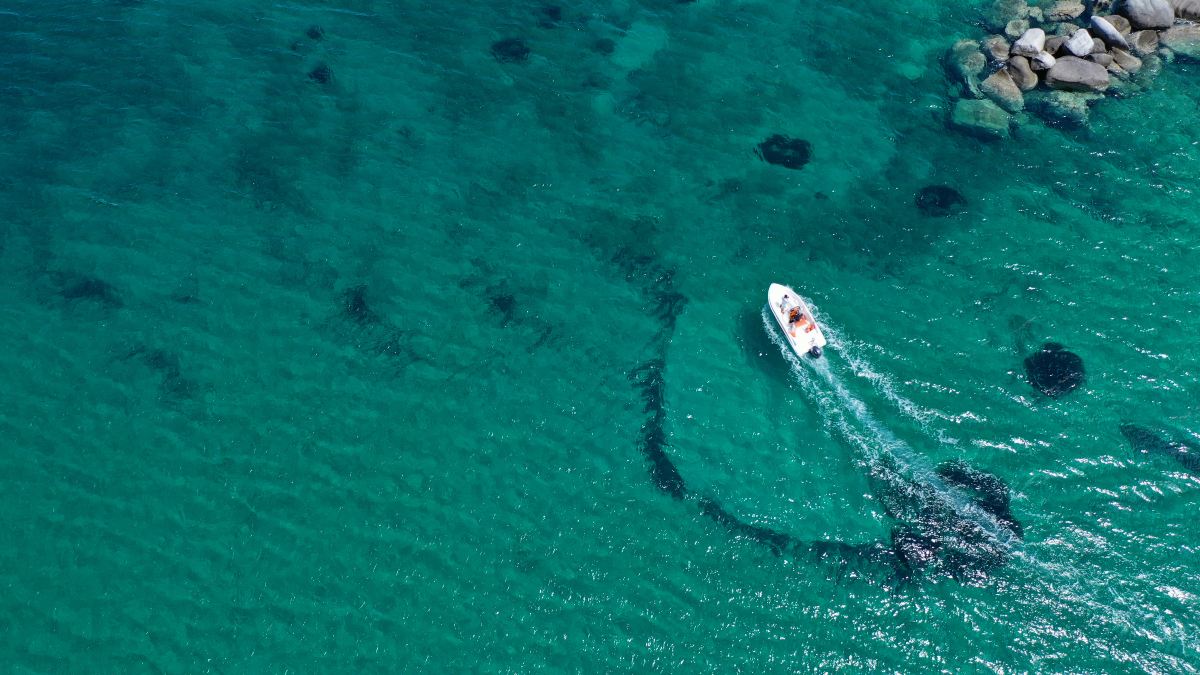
[756, 135, 812, 170]
[1024, 341, 1085, 397]
[308, 63, 333, 84]
[592, 38, 616, 55]
[915, 185, 967, 217]
[1119, 423, 1200, 473]
[341, 285, 378, 325]
[492, 38, 531, 63]
[60, 274, 123, 308]
[306, 25, 325, 41]
[488, 290, 517, 326]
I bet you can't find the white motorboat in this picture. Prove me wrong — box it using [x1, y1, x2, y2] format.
[767, 283, 827, 359]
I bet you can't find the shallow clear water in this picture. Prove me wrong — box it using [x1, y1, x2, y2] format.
[2, 0, 1199, 671]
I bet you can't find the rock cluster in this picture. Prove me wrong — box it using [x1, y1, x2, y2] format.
[947, 0, 1197, 134]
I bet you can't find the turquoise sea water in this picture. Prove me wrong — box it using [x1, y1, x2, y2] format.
[2, 0, 1199, 671]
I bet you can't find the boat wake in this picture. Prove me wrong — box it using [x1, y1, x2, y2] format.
[621, 265, 1022, 585]
[821, 321, 961, 446]
[760, 306, 1023, 580]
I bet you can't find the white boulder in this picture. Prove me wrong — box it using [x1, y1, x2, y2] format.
[1065, 29, 1097, 57]
[1116, 0, 1174, 30]
[1090, 16, 1131, 50]
[1012, 28, 1047, 56]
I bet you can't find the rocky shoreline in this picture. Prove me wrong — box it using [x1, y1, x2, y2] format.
[947, 0, 1200, 136]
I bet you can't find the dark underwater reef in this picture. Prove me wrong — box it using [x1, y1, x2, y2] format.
[630, 356, 1024, 586]
[588, 217, 1023, 584]
[612, 246, 1023, 585]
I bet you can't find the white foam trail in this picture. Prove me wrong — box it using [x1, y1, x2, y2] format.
[815, 312, 960, 446]
[764, 306, 1194, 653]
[761, 306, 1019, 547]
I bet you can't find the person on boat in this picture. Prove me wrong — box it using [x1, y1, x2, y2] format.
[787, 307, 811, 337]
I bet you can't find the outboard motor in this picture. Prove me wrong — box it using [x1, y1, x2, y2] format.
[808, 345, 822, 359]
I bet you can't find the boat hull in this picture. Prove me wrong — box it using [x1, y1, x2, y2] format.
[767, 283, 827, 358]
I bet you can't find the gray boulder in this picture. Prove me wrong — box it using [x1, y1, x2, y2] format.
[1046, 55, 1112, 90]
[951, 98, 1012, 138]
[1127, 29, 1160, 55]
[1110, 47, 1143, 72]
[1089, 52, 1115, 66]
[1032, 51, 1058, 69]
[1012, 28, 1046, 56]
[1065, 28, 1097, 56]
[1046, 35, 1069, 53]
[1008, 55, 1040, 90]
[1172, 0, 1200, 19]
[985, 35, 1013, 63]
[1116, 0, 1174, 29]
[1100, 14, 1132, 33]
[1092, 38, 1108, 53]
[981, 69, 1026, 111]
[1046, 1, 1087, 20]
[1161, 25, 1200, 59]
[1090, 16, 1131, 50]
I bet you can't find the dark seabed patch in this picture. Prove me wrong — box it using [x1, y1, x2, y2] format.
[492, 38, 531, 64]
[487, 289, 518, 327]
[50, 272, 124, 309]
[327, 285, 420, 369]
[1024, 342, 1084, 397]
[756, 134, 812, 170]
[308, 63, 334, 84]
[341, 284, 380, 325]
[1119, 424, 1200, 473]
[121, 346, 200, 400]
[915, 185, 967, 217]
[592, 38, 616, 55]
